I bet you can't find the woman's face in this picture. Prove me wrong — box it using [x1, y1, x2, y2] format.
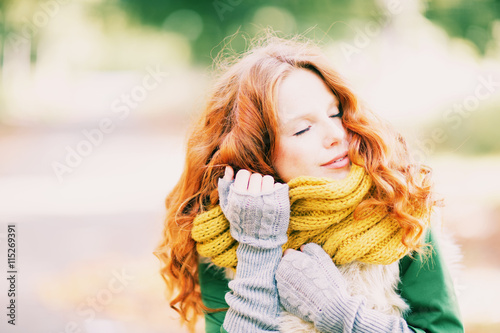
[274, 69, 351, 182]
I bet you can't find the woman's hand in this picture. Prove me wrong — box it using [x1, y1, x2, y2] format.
[276, 243, 350, 327]
[220, 166, 290, 332]
[223, 166, 279, 194]
[218, 166, 290, 248]
[276, 243, 413, 333]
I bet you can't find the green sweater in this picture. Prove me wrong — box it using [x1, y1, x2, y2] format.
[198, 230, 464, 333]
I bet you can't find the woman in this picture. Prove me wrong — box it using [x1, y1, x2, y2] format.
[155, 35, 464, 332]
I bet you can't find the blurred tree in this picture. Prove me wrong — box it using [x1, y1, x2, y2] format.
[114, 0, 500, 63]
[116, 0, 378, 64]
[0, 0, 498, 66]
[0, 0, 42, 66]
[424, 0, 500, 54]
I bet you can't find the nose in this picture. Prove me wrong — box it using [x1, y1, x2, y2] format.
[321, 118, 345, 148]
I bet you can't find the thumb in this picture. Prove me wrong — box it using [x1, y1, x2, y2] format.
[301, 243, 332, 263]
[301, 243, 345, 285]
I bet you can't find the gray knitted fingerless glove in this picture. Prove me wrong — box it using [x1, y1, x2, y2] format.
[218, 178, 290, 248]
[218, 177, 291, 333]
[276, 243, 414, 333]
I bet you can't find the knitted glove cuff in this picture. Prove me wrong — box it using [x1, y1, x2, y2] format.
[223, 244, 282, 333]
[317, 295, 413, 333]
[218, 178, 290, 248]
[316, 294, 361, 332]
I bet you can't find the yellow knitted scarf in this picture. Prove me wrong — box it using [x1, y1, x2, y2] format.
[192, 164, 428, 270]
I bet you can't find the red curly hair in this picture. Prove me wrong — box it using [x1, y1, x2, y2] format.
[154, 35, 436, 332]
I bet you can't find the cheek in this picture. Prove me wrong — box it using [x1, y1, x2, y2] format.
[274, 139, 312, 181]
[273, 143, 289, 178]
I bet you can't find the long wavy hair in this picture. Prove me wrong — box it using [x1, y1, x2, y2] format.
[154, 34, 437, 331]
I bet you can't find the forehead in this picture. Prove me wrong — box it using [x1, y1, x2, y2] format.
[277, 69, 338, 122]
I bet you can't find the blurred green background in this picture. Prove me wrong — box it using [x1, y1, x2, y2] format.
[0, 0, 499, 332]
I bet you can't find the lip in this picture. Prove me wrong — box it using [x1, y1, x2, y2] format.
[321, 152, 349, 169]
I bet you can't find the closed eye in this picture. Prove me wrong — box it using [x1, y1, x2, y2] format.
[329, 104, 343, 118]
[293, 126, 311, 136]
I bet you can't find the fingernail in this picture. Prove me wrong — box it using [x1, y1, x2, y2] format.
[224, 166, 233, 180]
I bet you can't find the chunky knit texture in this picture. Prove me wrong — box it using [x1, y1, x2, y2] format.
[276, 243, 413, 333]
[215, 175, 291, 332]
[192, 164, 429, 269]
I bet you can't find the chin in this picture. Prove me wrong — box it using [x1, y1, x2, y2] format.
[326, 168, 350, 180]
[329, 174, 348, 180]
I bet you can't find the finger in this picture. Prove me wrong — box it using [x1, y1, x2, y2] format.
[280, 249, 311, 270]
[223, 166, 234, 181]
[261, 175, 274, 192]
[301, 243, 344, 281]
[234, 169, 251, 191]
[247, 173, 263, 194]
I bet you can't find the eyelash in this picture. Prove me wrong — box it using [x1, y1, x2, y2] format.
[293, 105, 344, 136]
[294, 126, 311, 136]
